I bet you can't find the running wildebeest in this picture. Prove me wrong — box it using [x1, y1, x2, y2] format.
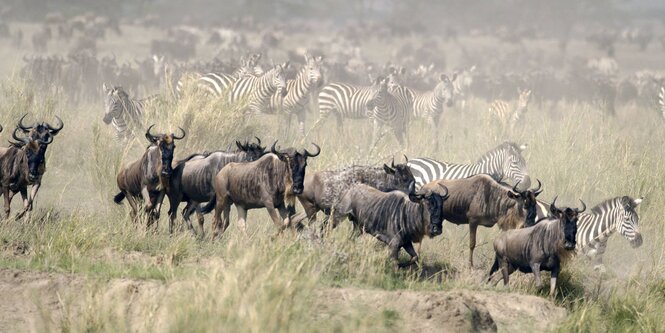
[167, 137, 267, 235]
[0, 128, 53, 219]
[332, 183, 449, 268]
[425, 174, 543, 267]
[17, 113, 64, 142]
[201, 141, 320, 239]
[113, 125, 185, 228]
[488, 197, 585, 297]
[291, 156, 416, 231]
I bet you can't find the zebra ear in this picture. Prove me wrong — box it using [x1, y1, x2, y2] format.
[519, 143, 528, 151]
[634, 197, 643, 206]
[102, 83, 109, 92]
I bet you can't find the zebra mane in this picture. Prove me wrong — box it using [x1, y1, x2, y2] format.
[589, 196, 632, 214]
[475, 141, 523, 164]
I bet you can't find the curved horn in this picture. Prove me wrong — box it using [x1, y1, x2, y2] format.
[403, 154, 408, 163]
[391, 157, 396, 169]
[438, 184, 449, 199]
[11, 128, 28, 144]
[512, 180, 521, 193]
[533, 179, 543, 195]
[271, 140, 279, 154]
[145, 124, 157, 142]
[17, 114, 32, 132]
[254, 136, 261, 145]
[46, 115, 64, 135]
[0, 123, 3, 133]
[577, 199, 587, 213]
[304, 143, 321, 157]
[172, 127, 186, 140]
[550, 196, 559, 212]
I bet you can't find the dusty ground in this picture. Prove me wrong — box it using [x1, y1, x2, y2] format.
[0, 268, 565, 332]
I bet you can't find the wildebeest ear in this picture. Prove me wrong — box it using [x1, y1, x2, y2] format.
[507, 191, 519, 199]
[383, 164, 395, 174]
[236, 141, 244, 151]
[408, 193, 423, 202]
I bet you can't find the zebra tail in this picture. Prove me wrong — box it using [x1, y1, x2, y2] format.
[113, 192, 126, 204]
[200, 195, 217, 214]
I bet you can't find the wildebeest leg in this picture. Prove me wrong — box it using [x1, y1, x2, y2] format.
[403, 241, 419, 266]
[266, 206, 285, 233]
[27, 183, 40, 212]
[211, 199, 231, 241]
[487, 254, 501, 283]
[468, 222, 478, 268]
[167, 194, 181, 235]
[180, 202, 197, 235]
[125, 194, 139, 219]
[236, 206, 248, 236]
[15, 187, 30, 220]
[140, 187, 154, 221]
[3, 187, 13, 218]
[388, 236, 404, 269]
[549, 263, 560, 297]
[530, 262, 542, 288]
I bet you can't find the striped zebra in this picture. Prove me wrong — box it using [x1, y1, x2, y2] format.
[534, 196, 643, 270]
[102, 83, 147, 142]
[315, 76, 386, 129]
[407, 141, 531, 190]
[366, 76, 410, 147]
[658, 86, 665, 120]
[488, 88, 531, 130]
[227, 62, 288, 115]
[266, 53, 324, 136]
[175, 53, 264, 98]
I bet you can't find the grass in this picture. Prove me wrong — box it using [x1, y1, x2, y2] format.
[1, 28, 665, 332]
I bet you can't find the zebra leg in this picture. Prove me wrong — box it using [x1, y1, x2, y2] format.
[297, 110, 306, 138]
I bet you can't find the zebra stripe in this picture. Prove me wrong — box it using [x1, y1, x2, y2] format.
[407, 142, 530, 189]
[267, 54, 324, 135]
[535, 196, 643, 268]
[658, 86, 665, 120]
[367, 78, 410, 146]
[103, 84, 147, 142]
[488, 89, 531, 129]
[175, 54, 264, 98]
[228, 63, 288, 114]
[317, 78, 385, 126]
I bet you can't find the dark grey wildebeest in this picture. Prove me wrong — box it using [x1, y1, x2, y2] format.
[423, 174, 543, 267]
[0, 128, 53, 219]
[17, 113, 64, 142]
[201, 141, 320, 239]
[331, 183, 448, 268]
[291, 157, 416, 232]
[113, 125, 185, 229]
[167, 137, 267, 235]
[488, 198, 585, 297]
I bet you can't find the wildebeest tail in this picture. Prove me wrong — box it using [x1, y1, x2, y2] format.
[200, 195, 216, 214]
[113, 191, 126, 204]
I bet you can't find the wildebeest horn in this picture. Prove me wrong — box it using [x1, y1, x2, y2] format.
[145, 124, 158, 141]
[271, 140, 280, 154]
[304, 143, 320, 157]
[255, 136, 261, 145]
[236, 140, 245, 150]
[533, 179, 543, 195]
[438, 184, 449, 199]
[11, 127, 28, 144]
[172, 127, 186, 140]
[403, 154, 408, 163]
[512, 180, 521, 193]
[550, 196, 559, 214]
[46, 116, 64, 135]
[0, 124, 3, 133]
[391, 157, 396, 169]
[577, 200, 587, 213]
[17, 114, 32, 132]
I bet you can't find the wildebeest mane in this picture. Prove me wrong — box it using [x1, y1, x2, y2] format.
[522, 217, 574, 265]
[353, 190, 426, 241]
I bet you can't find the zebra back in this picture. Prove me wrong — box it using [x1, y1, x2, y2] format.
[229, 63, 288, 114]
[318, 77, 384, 120]
[268, 53, 324, 114]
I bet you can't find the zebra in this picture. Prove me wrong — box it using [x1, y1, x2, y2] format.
[102, 83, 149, 142]
[266, 53, 324, 136]
[488, 88, 531, 130]
[315, 76, 386, 130]
[658, 86, 665, 120]
[366, 76, 410, 147]
[227, 62, 288, 115]
[534, 196, 643, 271]
[175, 53, 264, 98]
[407, 141, 531, 190]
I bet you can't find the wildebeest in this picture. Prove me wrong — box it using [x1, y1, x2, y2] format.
[331, 183, 449, 267]
[17, 113, 64, 142]
[113, 125, 185, 228]
[201, 141, 320, 239]
[488, 198, 585, 296]
[291, 157, 416, 231]
[423, 174, 542, 267]
[0, 128, 53, 219]
[167, 137, 267, 235]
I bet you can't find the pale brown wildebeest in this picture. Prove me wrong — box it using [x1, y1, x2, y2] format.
[113, 125, 185, 229]
[488, 197, 585, 297]
[421, 174, 543, 267]
[200, 141, 320, 239]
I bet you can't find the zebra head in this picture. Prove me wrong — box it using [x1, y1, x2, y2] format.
[365, 76, 389, 116]
[304, 52, 324, 87]
[492, 142, 531, 191]
[103, 83, 129, 124]
[435, 73, 457, 107]
[271, 62, 289, 98]
[617, 196, 643, 248]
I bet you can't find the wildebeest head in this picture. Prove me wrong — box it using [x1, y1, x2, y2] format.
[11, 127, 51, 183]
[17, 113, 64, 144]
[270, 141, 320, 195]
[509, 179, 543, 227]
[618, 196, 643, 248]
[435, 73, 457, 107]
[383, 155, 416, 194]
[235, 136, 267, 161]
[410, 184, 449, 236]
[145, 124, 186, 177]
[102, 83, 129, 124]
[304, 52, 324, 88]
[549, 197, 586, 251]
